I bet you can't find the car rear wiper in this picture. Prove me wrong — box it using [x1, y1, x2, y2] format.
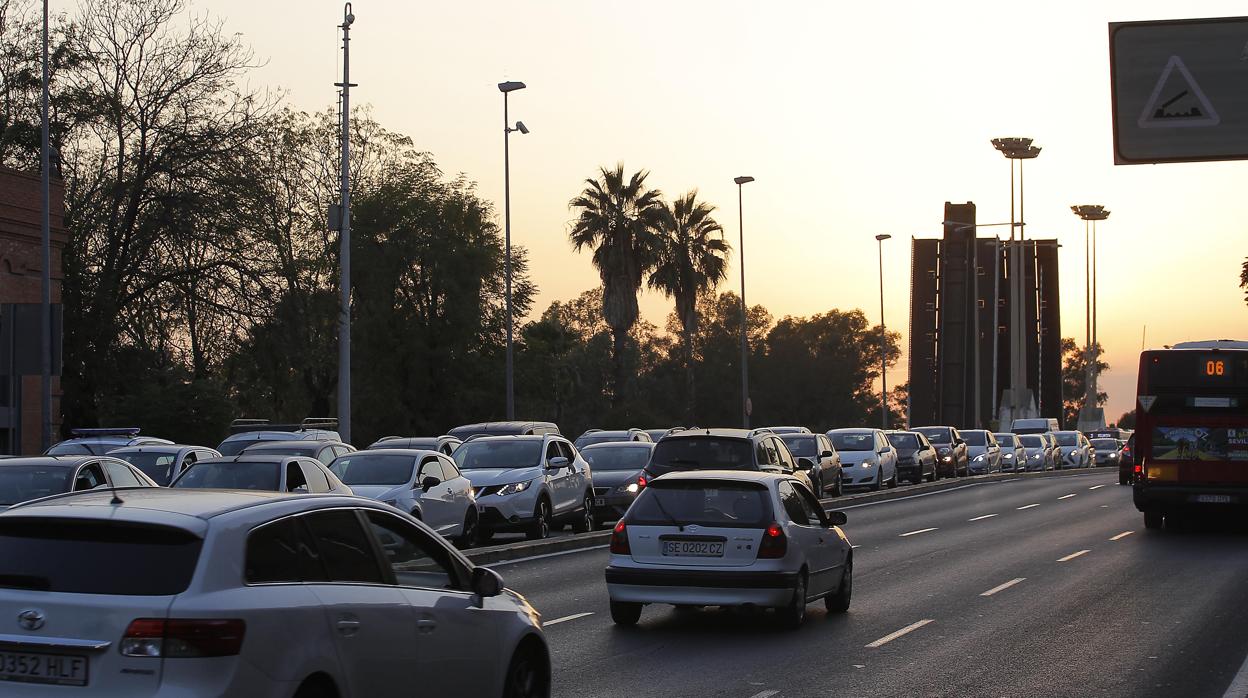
[665, 458, 701, 467]
[650, 491, 685, 532]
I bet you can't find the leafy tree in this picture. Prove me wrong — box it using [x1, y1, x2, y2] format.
[568, 164, 663, 405]
[1060, 337, 1109, 428]
[1241, 258, 1247, 305]
[1114, 411, 1136, 430]
[649, 190, 730, 424]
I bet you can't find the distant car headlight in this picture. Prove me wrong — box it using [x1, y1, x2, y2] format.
[973, 454, 985, 462]
[1108, 453, 1119, 460]
[1068, 450, 1078, 458]
[861, 460, 874, 468]
[941, 456, 952, 462]
[617, 482, 640, 494]
[1029, 453, 1042, 460]
[495, 480, 532, 497]
[1003, 453, 1014, 460]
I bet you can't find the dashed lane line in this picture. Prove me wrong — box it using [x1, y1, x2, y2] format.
[980, 578, 1026, 597]
[968, 514, 998, 522]
[866, 619, 935, 648]
[899, 528, 938, 537]
[1058, 494, 1077, 500]
[749, 691, 780, 698]
[544, 612, 594, 627]
[1222, 644, 1248, 698]
[1110, 531, 1134, 541]
[1057, 550, 1090, 562]
[1089, 484, 1106, 490]
[1017, 504, 1040, 510]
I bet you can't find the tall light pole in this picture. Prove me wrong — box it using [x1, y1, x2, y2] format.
[39, 0, 51, 449]
[334, 4, 356, 443]
[990, 137, 1041, 425]
[875, 234, 892, 429]
[498, 80, 527, 420]
[734, 176, 754, 429]
[1071, 204, 1109, 431]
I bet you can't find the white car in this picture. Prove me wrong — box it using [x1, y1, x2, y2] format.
[605, 471, 852, 629]
[826, 428, 898, 490]
[0, 489, 551, 697]
[453, 435, 594, 541]
[330, 449, 479, 546]
[1053, 430, 1094, 468]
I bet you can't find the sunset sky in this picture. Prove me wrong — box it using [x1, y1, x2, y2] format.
[162, 0, 1248, 422]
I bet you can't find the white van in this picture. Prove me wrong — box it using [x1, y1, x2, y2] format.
[1011, 418, 1060, 435]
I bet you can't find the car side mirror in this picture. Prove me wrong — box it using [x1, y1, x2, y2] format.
[819, 450, 834, 459]
[547, 456, 569, 469]
[797, 457, 815, 470]
[826, 510, 847, 526]
[420, 476, 441, 492]
[471, 567, 504, 598]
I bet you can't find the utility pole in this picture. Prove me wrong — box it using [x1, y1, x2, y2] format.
[335, 4, 356, 443]
[40, 0, 51, 449]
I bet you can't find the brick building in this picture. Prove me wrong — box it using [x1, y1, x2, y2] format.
[0, 166, 65, 454]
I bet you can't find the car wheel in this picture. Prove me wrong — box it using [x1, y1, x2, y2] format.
[292, 676, 337, 698]
[779, 571, 808, 629]
[1144, 511, 1164, 530]
[926, 467, 936, 483]
[812, 472, 823, 496]
[1119, 475, 1130, 486]
[475, 527, 495, 545]
[502, 641, 550, 698]
[869, 471, 882, 492]
[887, 471, 898, 489]
[572, 494, 594, 533]
[610, 600, 642, 626]
[526, 499, 551, 541]
[825, 558, 852, 614]
[455, 508, 478, 549]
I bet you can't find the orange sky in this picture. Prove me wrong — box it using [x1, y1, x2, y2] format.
[140, 0, 1248, 423]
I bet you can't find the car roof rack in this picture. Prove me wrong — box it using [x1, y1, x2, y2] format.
[300, 417, 339, 430]
[69, 427, 141, 437]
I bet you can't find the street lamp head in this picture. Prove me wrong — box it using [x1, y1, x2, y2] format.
[498, 81, 526, 93]
[875, 234, 892, 241]
[1071, 204, 1110, 221]
[734, 176, 754, 185]
[991, 137, 1040, 159]
[515, 121, 529, 135]
[342, 3, 354, 26]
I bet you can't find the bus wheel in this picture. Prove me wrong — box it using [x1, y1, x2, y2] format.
[1144, 512, 1163, 530]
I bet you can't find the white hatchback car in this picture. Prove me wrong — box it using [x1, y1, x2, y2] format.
[0, 489, 550, 697]
[605, 471, 852, 629]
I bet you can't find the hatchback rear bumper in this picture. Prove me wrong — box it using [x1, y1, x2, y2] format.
[606, 567, 796, 608]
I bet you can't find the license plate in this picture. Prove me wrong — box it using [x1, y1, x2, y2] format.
[661, 540, 724, 557]
[1194, 494, 1234, 504]
[593, 498, 606, 507]
[0, 649, 88, 687]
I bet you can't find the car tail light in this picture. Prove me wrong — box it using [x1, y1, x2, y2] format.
[121, 618, 246, 658]
[1134, 465, 1143, 475]
[609, 520, 630, 555]
[637, 474, 648, 490]
[758, 522, 788, 559]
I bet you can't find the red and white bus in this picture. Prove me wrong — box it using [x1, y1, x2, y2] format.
[1133, 340, 1248, 529]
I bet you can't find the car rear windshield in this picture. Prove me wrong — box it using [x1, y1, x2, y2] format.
[0, 519, 202, 595]
[913, 428, 950, 444]
[452, 440, 543, 470]
[575, 435, 622, 448]
[216, 438, 282, 457]
[828, 432, 873, 451]
[116, 452, 177, 485]
[1018, 435, 1043, 447]
[1091, 439, 1119, 450]
[245, 445, 316, 457]
[172, 461, 280, 490]
[1055, 433, 1078, 446]
[627, 480, 772, 528]
[330, 454, 415, 485]
[779, 436, 816, 457]
[0, 466, 73, 505]
[962, 432, 987, 446]
[648, 437, 753, 475]
[886, 433, 919, 449]
[581, 446, 651, 471]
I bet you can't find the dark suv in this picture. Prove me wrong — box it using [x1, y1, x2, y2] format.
[640, 429, 803, 486]
[911, 426, 968, 478]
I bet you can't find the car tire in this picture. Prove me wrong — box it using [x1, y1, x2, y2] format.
[825, 558, 852, 614]
[571, 494, 594, 533]
[887, 471, 898, 489]
[926, 467, 936, 483]
[779, 572, 807, 629]
[811, 472, 823, 496]
[455, 508, 479, 549]
[526, 498, 551, 541]
[1119, 475, 1130, 486]
[610, 600, 642, 626]
[1144, 511, 1164, 530]
[293, 676, 337, 698]
[869, 472, 882, 492]
[502, 640, 551, 698]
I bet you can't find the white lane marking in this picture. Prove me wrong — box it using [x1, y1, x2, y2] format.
[1058, 494, 1077, 500]
[899, 527, 938, 537]
[834, 483, 986, 509]
[1110, 531, 1134, 541]
[749, 691, 780, 698]
[544, 612, 593, 627]
[486, 544, 608, 567]
[1017, 503, 1040, 510]
[968, 514, 998, 522]
[866, 619, 935, 648]
[980, 578, 1026, 597]
[1089, 485, 1106, 490]
[851, 545, 861, 549]
[1057, 549, 1090, 562]
[1222, 644, 1248, 698]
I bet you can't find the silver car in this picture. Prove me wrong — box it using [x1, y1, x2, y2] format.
[1017, 434, 1051, 471]
[605, 471, 852, 629]
[0, 456, 159, 510]
[330, 449, 479, 546]
[1053, 431, 1094, 468]
[827, 428, 898, 490]
[963, 430, 1001, 475]
[170, 455, 353, 494]
[108, 444, 222, 486]
[992, 433, 1026, 473]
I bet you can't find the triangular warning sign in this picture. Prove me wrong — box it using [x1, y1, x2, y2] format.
[1138, 55, 1220, 128]
[1139, 395, 1157, 412]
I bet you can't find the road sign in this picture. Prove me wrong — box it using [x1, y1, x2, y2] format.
[1110, 16, 1248, 164]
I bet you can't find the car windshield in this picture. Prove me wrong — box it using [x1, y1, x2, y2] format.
[829, 432, 873, 451]
[649, 437, 753, 472]
[329, 454, 416, 485]
[627, 480, 772, 528]
[46, 442, 111, 456]
[581, 446, 651, 471]
[452, 440, 543, 470]
[779, 436, 817, 457]
[172, 461, 280, 490]
[1092, 439, 1119, 450]
[995, 434, 1016, 446]
[887, 433, 919, 449]
[963, 432, 987, 446]
[1055, 433, 1079, 446]
[1019, 435, 1044, 448]
[114, 452, 178, 486]
[914, 428, 950, 444]
[0, 466, 74, 505]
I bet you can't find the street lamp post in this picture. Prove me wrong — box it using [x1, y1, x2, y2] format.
[499, 80, 528, 421]
[734, 176, 754, 429]
[875, 234, 892, 429]
[335, 4, 356, 444]
[990, 137, 1041, 426]
[1071, 204, 1110, 431]
[39, 0, 51, 449]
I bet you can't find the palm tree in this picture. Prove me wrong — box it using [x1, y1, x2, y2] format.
[649, 191, 730, 423]
[568, 164, 663, 405]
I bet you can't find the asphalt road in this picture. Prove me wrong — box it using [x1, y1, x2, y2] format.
[488, 470, 1248, 698]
